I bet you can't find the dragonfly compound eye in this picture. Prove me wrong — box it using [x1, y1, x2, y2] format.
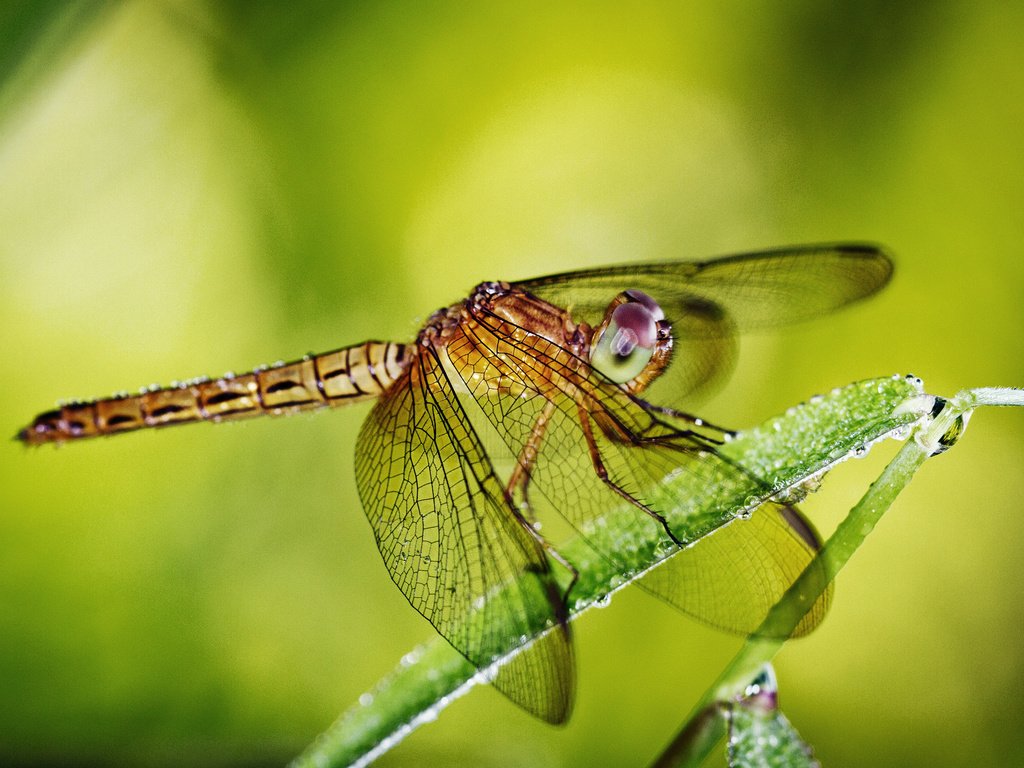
[591, 298, 661, 384]
[622, 289, 665, 322]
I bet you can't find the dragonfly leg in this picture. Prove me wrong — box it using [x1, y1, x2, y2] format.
[642, 402, 736, 439]
[576, 402, 685, 549]
[632, 420, 727, 451]
[505, 400, 580, 605]
[506, 400, 558, 517]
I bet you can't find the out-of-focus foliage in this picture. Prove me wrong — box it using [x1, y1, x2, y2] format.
[1, 2, 1021, 766]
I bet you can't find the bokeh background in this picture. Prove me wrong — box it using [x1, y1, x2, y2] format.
[2, 2, 1022, 766]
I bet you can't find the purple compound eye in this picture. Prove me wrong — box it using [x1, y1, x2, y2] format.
[590, 293, 664, 384]
[623, 290, 664, 322]
[609, 302, 658, 352]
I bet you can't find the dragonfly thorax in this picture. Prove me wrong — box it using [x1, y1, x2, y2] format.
[469, 283, 585, 353]
[420, 282, 518, 346]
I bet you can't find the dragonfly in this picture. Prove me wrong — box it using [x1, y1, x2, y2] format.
[18, 243, 892, 724]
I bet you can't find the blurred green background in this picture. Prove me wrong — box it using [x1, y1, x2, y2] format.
[1, 2, 1022, 766]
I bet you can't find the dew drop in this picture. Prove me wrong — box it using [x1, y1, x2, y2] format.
[655, 538, 677, 556]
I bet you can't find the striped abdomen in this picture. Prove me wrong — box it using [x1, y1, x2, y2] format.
[18, 341, 411, 445]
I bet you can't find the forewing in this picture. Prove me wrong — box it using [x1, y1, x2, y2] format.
[514, 243, 892, 331]
[514, 244, 889, 409]
[354, 349, 574, 723]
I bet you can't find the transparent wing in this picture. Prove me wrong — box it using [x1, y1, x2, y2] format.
[446, 312, 830, 636]
[354, 349, 574, 723]
[515, 244, 891, 407]
[639, 503, 832, 638]
[514, 243, 892, 330]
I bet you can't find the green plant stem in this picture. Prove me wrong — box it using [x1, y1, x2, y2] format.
[961, 387, 1024, 407]
[649, 392, 979, 768]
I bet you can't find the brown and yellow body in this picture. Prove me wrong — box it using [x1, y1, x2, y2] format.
[18, 340, 411, 445]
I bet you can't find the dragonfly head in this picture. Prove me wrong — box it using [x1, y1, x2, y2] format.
[589, 290, 672, 393]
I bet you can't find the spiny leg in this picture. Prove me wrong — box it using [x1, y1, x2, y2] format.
[506, 399, 558, 515]
[632, 422, 728, 451]
[576, 402, 686, 549]
[504, 399, 580, 605]
[643, 401, 736, 439]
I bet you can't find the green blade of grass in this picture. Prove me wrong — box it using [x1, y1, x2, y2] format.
[651, 385, 1024, 767]
[293, 375, 930, 768]
[727, 704, 818, 768]
[720, 664, 818, 768]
